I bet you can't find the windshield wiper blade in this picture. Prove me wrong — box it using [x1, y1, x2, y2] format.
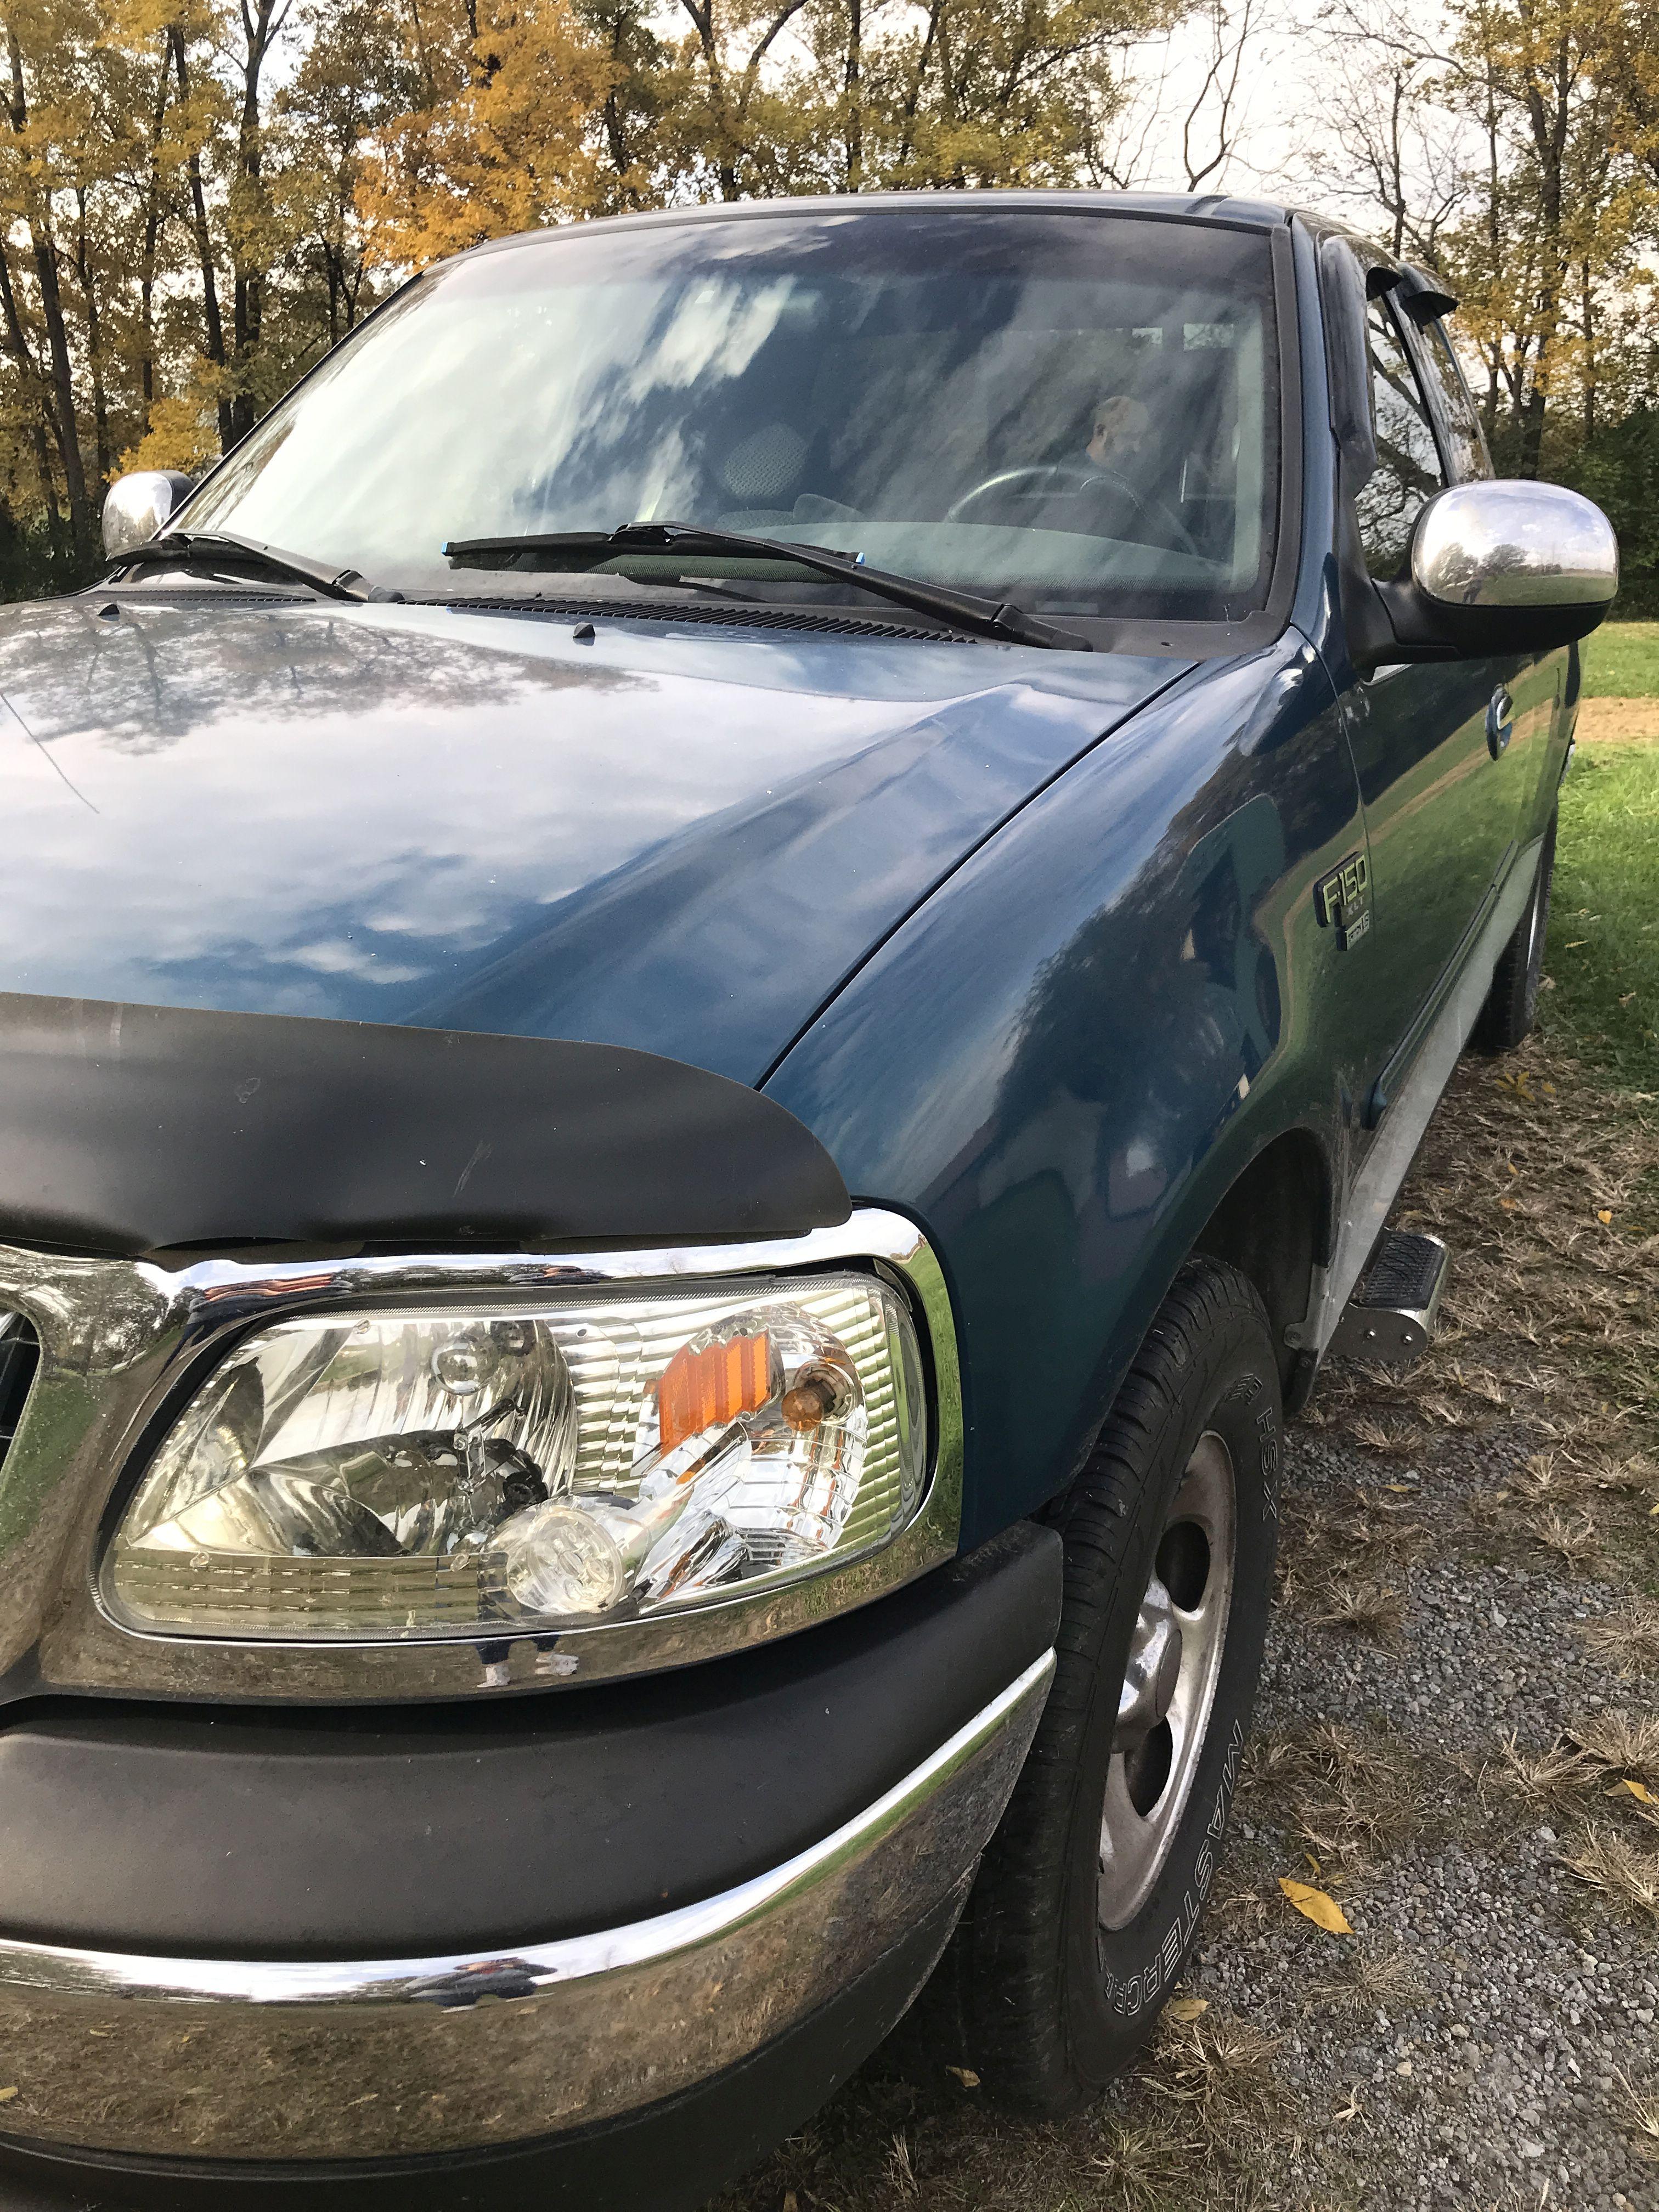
[112, 529, 373, 603]
[441, 521, 1091, 650]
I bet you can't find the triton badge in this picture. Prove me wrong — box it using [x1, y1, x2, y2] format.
[1314, 850, 1372, 950]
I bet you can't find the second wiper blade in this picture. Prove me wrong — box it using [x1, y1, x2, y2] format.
[114, 529, 373, 603]
[441, 521, 1091, 651]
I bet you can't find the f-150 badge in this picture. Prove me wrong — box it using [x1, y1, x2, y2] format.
[1314, 851, 1372, 950]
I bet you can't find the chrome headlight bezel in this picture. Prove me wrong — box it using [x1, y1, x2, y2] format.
[0, 1209, 960, 1703]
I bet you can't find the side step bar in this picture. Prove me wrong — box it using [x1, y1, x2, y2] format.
[1328, 1230, 1448, 1366]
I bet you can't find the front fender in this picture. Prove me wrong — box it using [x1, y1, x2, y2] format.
[766, 633, 1373, 1547]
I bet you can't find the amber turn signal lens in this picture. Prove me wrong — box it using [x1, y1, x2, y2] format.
[657, 1330, 772, 1453]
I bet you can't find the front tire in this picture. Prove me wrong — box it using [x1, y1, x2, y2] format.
[1469, 812, 1556, 1054]
[932, 1257, 1281, 2110]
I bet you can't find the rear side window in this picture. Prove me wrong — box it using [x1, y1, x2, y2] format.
[1356, 295, 1446, 578]
[1414, 317, 1492, 481]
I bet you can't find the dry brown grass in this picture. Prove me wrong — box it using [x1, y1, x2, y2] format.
[1135, 2013, 1285, 2136]
[1304, 1944, 1425, 2015]
[1579, 1597, 1659, 1679]
[1525, 1505, 1602, 1572]
[1485, 1712, 1659, 1834]
[1558, 1825, 1659, 1919]
[1243, 1721, 1425, 1871]
[1316, 1037, 1659, 1632]
[1613, 2067, 1659, 2165]
[1487, 1732, 1604, 1806]
[709, 2005, 1301, 2212]
[1303, 1578, 1403, 1640]
[1568, 1707, 1659, 1780]
[1276, 1485, 1429, 1639]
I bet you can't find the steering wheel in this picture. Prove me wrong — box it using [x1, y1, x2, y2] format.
[946, 463, 1201, 560]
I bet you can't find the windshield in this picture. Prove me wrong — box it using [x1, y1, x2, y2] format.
[183, 208, 1282, 624]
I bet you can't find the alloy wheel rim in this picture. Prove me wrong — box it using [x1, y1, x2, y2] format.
[1097, 1429, 1237, 1933]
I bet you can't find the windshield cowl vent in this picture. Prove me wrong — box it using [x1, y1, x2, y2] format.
[443, 597, 972, 643]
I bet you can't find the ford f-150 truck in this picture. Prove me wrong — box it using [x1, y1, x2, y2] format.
[0, 190, 1616, 2211]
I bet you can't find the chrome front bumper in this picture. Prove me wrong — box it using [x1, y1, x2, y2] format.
[0, 1651, 1052, 2164]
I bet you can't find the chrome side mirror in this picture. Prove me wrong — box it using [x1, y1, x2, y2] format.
[1368, 477, 1620, 667]
[1412, 480, 1619, 614]
[101, 470, 196, 560]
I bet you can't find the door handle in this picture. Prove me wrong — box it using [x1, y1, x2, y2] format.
[1486, 686, 1515, 758]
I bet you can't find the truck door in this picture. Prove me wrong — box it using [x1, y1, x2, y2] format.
[1335, 285, 1524, 1077]
[1408, 303, 1564, 861]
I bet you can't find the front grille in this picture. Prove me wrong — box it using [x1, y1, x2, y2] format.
[0, 1314, 40, 1468]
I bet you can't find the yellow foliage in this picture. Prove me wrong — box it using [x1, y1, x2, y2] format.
[119, 371, 231, 476]
[358, 0, 621, 268]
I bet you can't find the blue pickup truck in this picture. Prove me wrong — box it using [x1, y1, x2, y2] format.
[0, 191, 1615, 2211]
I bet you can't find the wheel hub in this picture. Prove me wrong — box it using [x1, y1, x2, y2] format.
[1098, 1429, 1237, 1933]
[1114, 1575, 1183, 1747]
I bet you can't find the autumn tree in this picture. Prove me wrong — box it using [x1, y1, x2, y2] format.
[1, 0, 1658, 601]
[357, 0, 624, 264]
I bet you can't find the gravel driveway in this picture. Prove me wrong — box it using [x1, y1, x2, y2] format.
[716, 1032, 1659, 2212]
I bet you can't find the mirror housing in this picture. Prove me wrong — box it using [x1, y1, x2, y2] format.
[1375, 479, 1618, 662]
[102, 470, 195, 560]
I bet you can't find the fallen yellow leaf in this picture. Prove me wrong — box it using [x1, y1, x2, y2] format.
[1305, 1852, 1321, 1873]
[1385, 1482, 1414, 1493]
[1620, 1778, 1656, 1804]
[945, 2066, 980, 2089]
[1500, 1197, 1518, 1211]
[1167, 1996, 1209, 2022]
[0, 2087, 16, 2102]
[1596, 1209, 1613, 1225]
[1278, 1877, 1353, 1934]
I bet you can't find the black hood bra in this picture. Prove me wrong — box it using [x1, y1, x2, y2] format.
[0, 994, 850, 1259]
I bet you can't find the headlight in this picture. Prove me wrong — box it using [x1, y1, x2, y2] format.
[104, 1273, 927, 1640]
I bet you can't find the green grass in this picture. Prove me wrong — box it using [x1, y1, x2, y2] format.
[1582, 618, 1659, 697]
[1546, 738, 1659, 1090]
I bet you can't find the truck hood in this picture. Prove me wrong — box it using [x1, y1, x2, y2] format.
[0, 595, 1189, 1085]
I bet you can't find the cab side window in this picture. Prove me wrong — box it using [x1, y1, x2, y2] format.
[1414, 317, 1493, 482]
[1355, 295, 1445, 579]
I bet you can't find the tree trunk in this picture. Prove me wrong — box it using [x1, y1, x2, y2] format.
[4, 31, 92, 561]
[74, 189, 111, 488]
[896, 0, 945, 172]
[1581, 257, 1595, 441]
[0, 240, 65, 566]
[844, 0, 862, 190]
[139, 42, 170, 424]
[169, 26, 233, 454]
[677, 0, 740, 198]
[1517, 37, 1573, 479]
[228, 1, 291, 447]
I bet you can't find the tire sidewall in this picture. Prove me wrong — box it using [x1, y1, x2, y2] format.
[1057, 1313, 1280, 2084]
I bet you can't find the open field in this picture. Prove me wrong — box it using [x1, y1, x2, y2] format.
[1583, 621, 1659, 701]
[1577, 621, 1659, 743]
[716, 735, 1659, 2211]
